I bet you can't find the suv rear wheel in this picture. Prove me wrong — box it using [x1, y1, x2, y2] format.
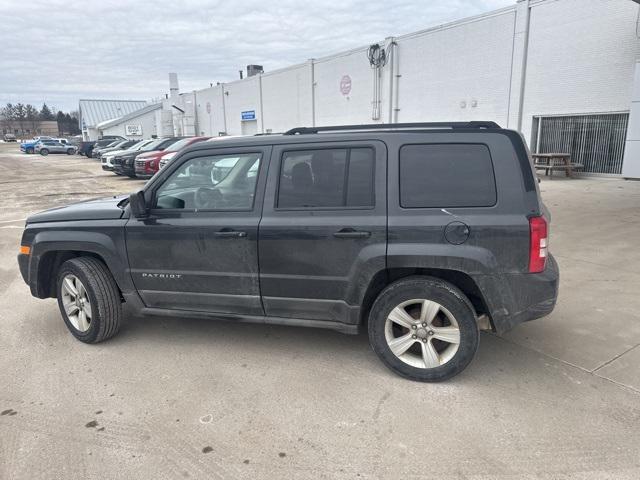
[40, 149, 49, 156]
[56, 257, 122, 343]
[368, 276, 479, 382]
[66, 148, 75, 155]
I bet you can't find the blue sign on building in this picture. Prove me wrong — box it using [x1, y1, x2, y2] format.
[241, 110, 256, 121]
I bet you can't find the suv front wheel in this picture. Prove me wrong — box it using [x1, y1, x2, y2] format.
[368, 276, 479, 382]
[56, 257, 122, 343]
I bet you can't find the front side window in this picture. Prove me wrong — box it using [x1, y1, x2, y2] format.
[277, 147, 374, 208]
[399, 144, 497, 208]
[155, 153, 261, 210]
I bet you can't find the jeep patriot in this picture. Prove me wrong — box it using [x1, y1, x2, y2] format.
[18, 122, 559, 381]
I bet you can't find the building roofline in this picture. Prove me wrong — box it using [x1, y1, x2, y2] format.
[95, 103, 162, 129]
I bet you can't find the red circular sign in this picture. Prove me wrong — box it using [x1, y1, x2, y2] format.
[206, 102, 211, 114]
[340, 75, 352, 96]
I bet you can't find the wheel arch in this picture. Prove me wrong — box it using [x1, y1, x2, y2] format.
[34, 250, 120, 299]
[359, 267, 493, 331]
[28, 231, 131, 300]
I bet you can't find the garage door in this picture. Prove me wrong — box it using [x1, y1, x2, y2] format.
[531, 113, 629, 175]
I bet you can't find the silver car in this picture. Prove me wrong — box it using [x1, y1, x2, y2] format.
[35, 140, 77, 156]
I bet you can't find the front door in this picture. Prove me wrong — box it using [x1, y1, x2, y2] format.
[125, 145, 271, 315]
[258, 141, 387, 326]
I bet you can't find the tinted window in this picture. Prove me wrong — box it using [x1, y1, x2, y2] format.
[155, 153, 261, 210]
[399, 144, 496, 208]
[277, 147, 374, 208]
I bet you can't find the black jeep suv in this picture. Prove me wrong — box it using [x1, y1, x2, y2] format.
[17, 122, 558, 381]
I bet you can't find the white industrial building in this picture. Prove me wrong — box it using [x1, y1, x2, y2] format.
[78, 99, 148, 141]
[83, 0, 640, 177]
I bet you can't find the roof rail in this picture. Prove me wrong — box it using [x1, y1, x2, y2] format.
[283, 121, 501, 135]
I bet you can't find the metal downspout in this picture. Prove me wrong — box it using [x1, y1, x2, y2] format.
[517, 0, 531, 132]
[221, 84, 228, 135]
[258, 74, 265, 133]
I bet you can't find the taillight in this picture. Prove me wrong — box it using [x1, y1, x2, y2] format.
[529, 216, 548, 273]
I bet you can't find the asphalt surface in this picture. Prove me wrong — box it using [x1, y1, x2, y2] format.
[1, 142, 639, 479]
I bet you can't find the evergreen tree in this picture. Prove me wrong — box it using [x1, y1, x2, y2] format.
[40, 103, 55, 121]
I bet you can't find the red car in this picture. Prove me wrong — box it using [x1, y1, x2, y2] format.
[134, 136, 210, 178]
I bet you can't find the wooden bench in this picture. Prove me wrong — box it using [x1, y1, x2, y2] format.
[532, 153, 583, 179]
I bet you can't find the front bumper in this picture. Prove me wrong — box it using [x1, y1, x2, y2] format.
[113, 158, 136, 176]
[18, 253, 29, 284]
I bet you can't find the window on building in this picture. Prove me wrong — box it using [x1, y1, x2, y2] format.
[399, 144, 496, 208]
[277, 147, 375, 208]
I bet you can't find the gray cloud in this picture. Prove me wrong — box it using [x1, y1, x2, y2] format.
[0, 0, 514, 112]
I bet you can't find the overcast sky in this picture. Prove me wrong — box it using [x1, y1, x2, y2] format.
[0, 0, 514, 113]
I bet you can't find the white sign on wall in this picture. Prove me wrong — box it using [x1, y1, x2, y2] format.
[125, 124, 143, 136]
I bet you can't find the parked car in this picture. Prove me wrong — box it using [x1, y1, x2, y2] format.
[83, 137, 127, 158]
[16, 122, 559, 382]
[92, 140, 124, 158]
[96, 140, 137, 159]
[34, 140, 77, 156]
[102, 140, 154, 171]
[3, 133, 17, 142]
[137, 137, 209, 178]
[112, 137, 183, 177]
[77, 141, 96, 157]
[20, 139, 45, 154]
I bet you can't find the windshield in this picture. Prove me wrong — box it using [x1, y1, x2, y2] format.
[140, 139, 165, 151]
[165, 138, 194, 152]
[128, 140, 150, 151]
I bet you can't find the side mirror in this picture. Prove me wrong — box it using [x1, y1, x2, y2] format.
[129, 191, 148, 218]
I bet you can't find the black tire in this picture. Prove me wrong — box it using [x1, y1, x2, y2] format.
[40, 149, 49, 156]
[27, 147, 34, 154]
[67, 148, 75, 155]
[56, 257, 122, 343]
[368, 276, 479, 382]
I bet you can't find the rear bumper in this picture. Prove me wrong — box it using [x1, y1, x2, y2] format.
[475, 254, 559, 334]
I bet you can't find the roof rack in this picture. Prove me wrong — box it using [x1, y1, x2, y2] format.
[283, 121, 501, 135]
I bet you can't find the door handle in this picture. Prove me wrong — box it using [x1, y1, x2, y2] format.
[215, 228, 247, 238]
[333, 228, 371, 238]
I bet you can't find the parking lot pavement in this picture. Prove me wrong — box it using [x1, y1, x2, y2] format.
[1, 142, 639, 479]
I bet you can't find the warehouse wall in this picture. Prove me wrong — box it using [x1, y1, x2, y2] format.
[314, 46, 381, 126]
[261, 63, 313, 132]
[396, 8, 516, 125]
[520, 0, 640, 140]
[100, 109, 160, 139]
[194, 85, 226, 136]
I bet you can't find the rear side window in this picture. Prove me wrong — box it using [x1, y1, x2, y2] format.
[277, 147, 374, 208]
[399, 144, 496, 208]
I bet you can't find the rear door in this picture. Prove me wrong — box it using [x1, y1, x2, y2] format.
[258, 140, 387, 326]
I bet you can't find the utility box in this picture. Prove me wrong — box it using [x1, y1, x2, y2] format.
[247, 65, 264, 77]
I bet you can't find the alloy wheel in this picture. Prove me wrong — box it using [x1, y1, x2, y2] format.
[60, 274, 92, 332]
[384, 299, 461, 369]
